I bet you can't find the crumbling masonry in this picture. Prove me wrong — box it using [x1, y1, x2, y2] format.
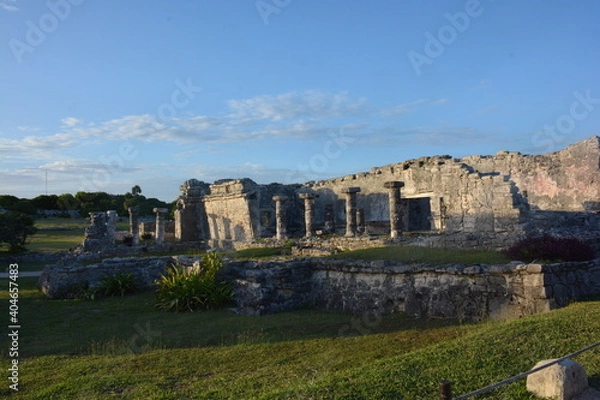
[174, 137, 600, 250]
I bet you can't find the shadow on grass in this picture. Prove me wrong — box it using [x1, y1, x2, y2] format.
[0, 277, 467, 359]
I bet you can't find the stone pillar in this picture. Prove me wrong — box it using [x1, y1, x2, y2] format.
[272, 196, 288, 240]
[128, 207, 139, 245]
[153, 207, 168, 244]
[299, 193, 315, 238]
[106, 210, 118, 245]
[384, 181, 404, 238]
[343, 187, 361, 237]
[356, 208, 365, 235]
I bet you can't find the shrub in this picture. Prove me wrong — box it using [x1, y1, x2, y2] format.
[100, 271, 138, 297]
[503, 235, 595, 263]
[0, 211, 37, 253]
[154, 252, 232, 312]
[141, 232, 153, 241]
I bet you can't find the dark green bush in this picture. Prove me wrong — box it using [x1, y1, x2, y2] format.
[0, 211, 37, 253]
[503, 235, 595, 262]
[100, 271, 138, 297]
[154, 252, 232, 312]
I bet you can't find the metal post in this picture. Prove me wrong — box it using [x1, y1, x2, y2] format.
[439, 380, 452, 400]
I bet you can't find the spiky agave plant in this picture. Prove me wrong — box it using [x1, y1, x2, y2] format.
[154, 253, 232, 312]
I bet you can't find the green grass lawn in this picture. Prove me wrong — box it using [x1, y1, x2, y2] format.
[0, 217, 129, 255]
[0, 277, 598, 399]
[331, 245, 511, 265]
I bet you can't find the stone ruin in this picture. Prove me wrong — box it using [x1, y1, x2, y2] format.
[173, 136, 600, 251]
[81, 210, 118, 252]
[80, 207, 175, 252]
[77, 137, 599, 254]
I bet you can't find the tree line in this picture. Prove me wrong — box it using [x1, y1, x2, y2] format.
[0, 186, 175, 218]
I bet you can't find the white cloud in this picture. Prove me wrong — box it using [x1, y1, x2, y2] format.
[228, 90, 370, 121]
[17, 126, 41, 132]
[61, 117, 83, 127]
[431, 98, 450, 106]
[379, 98, 448, 117]
[0, 133, 77, 154]
[358, 126, 494, 147]
[0, 0, 18, 12]
[38, 160, 140, 174]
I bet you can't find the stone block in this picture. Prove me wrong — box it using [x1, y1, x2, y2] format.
[526, 359, 589, 400]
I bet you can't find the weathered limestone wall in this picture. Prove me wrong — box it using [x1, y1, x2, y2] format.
[38, 256, 182, 299]
[227, 258, 600, 320]
[82, 211, 117, 252]
[174, 137, 599, 249]
[307, 155, 522, 238]
[463, 136, 600, 212]
[39, 255, 600, 322]
[202, 179, 259, 242]
[174, 179, 210, 242]
[225, 260, 313, 316]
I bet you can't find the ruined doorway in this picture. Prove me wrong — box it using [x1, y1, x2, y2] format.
[404, 197, 432, 231]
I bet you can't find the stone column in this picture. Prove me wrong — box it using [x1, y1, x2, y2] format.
[106, 210, 118, 245]
[384, 181, 405, 238]
[299, 193, 315, 238]
[272, 196, 288, 240]
[356, 208, 365, 235]
[128, 207, 139, 245]
[343, 187, 361, 237]
[153, 207, 168, 244]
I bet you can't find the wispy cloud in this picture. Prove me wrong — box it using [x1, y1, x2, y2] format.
[0, 133, 78, 154]
[228, 90, 370, 121]
[431, 98, 449, 106]
[38, 160, 140, 174]
[0, 0, 19, 12]
[358, 126, 494, 148]
[61, 117, 83, 127]
[1, 91, 462, 180]
[379, 98, 449, 117]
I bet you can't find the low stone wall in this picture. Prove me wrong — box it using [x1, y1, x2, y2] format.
[228, 258, 600, 321]
[38, 254, 600, 322]
[224, 260, 313, 316]
[37, 256, 194, 299]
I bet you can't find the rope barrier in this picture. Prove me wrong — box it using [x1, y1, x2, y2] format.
[450, 341, 600, 400]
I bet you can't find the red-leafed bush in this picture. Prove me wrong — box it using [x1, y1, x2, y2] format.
[503, 235, 595, 262]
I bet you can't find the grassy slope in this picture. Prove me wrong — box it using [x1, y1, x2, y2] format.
[1, 278, 599, 399]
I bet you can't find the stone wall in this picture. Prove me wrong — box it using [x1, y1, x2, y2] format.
[38, 254, 600, 322]
[463, 136, 600, 212]
[38, 256, 180, 299]
[227, 258, 600, 321]
[174, 137, 600, 250]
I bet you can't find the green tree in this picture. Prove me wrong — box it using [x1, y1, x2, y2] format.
[0, 195, 20, 210]
[12, 199, 37, 215]
[32, 194, 59, 210]
[0, 211, 38, 253]
[57, 193, 80, 211]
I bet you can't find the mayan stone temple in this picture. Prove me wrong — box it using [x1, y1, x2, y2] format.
[173, 136, 600, 251]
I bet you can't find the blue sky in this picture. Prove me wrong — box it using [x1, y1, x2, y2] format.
[1, 0, 599, 201]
